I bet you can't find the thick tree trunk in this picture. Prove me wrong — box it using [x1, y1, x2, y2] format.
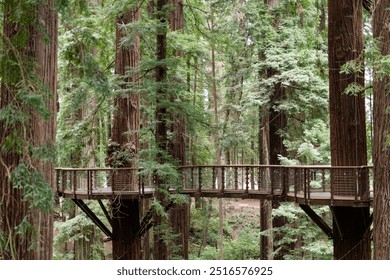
[328, 0, 370, 260]
[372, 0, 390, 260]
[111, 8, 141, 260]
[0, 1, 57, 260]
[168, 0, 190, 260]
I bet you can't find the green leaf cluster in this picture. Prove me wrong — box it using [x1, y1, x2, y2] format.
[11, 162, 53, 212]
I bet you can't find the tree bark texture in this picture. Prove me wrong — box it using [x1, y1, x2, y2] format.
[268, 83, 287, 166]
[260, 199, 273, 260]
[372, 0, 390, 260]
[263, 0, 292, 260]
[169, 201, 190, 259]
[328, 0, 370, 260]
[111, 8, 142, 260]
[258, 110, 273, 259]
[112, 199, 141, 260]
[0, 0, 57, 260]
[154, 0, 170, 260]
[167, 0, 190, 260]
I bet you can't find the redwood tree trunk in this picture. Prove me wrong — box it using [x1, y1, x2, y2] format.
[263, 0, 291, 260]
[259, 106, 273, 260]
[168, 0, 190, 260]
[154, 0, 170, 260]
[372, 0, 390, 260]
[0, 1, 57, 260]
[328, 0, 370, 260]
[111, 8, 141, 260]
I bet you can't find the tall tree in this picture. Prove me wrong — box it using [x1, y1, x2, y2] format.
[262, 0, 291, 260]
[0, 0, 57, 259]
[328, 0, 370, 259]
[110, 6, 141, 260]
[153, 0, 170, 260]
[168, 0, 190, 260]
[373, 0, 390, 260]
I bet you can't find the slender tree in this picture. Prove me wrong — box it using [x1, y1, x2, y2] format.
[328, 0, 370, 259]
[373, 0, 390, 260]
[0, 0, 57, 259]
[153, 0, 170, 260]
[168, 0, 190, 260]
[262, 0, 291, 260]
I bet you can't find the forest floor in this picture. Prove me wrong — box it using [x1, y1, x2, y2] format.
[102, 198, 261, 259]
[224, 198, 260, 214]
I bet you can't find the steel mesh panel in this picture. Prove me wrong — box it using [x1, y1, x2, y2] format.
[332, 169, 356, 196]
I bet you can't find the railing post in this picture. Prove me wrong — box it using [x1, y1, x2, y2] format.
[73, 170, 77, 199]
[321, 169, 326, 192]
[221, 166, 225, 194]
[234, 167, 238, 190]
[111, 169, 115, 196]
[138, 170, 142, 196]
[307, 168, 311, 203]
[63, 170, 67, 195]
[142, 171, 146, 195]
[294, 168, 298, 203]
[303, 168, 307, 204]
[355, 168, 359, 202]
[250, 165, 255, 190]
[87, 170, 91, 199]
[191, 167, 194, 190]
[330, 168, 334, 204]
[282, 166, 288, 198]
[56, 169, 60, 196]
[212, 166, 216, 190]
[245, 166, 249, 193]
[198, 166, 202, 194]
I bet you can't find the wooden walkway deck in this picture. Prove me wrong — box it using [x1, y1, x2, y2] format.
[56, 165, 373, 207]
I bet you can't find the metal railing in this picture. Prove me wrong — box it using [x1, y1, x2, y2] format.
[56, 165, 373, 204]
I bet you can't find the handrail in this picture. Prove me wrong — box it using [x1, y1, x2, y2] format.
[56, 165, 373, 206]
[55, 165, 373, 171]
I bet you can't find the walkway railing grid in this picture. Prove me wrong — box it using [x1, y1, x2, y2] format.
[56, 165, 372, 204]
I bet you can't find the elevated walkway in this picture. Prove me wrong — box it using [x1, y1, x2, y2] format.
[56, 165, 373, 207]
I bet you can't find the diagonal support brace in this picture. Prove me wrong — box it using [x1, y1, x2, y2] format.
[98, 199, 113, 227]
[73, 199, 112, 238]
[300, 204, 333, 239]
[138, 201, 174, 237]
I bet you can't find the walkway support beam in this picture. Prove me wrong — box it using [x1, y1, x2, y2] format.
[299, 204, 333, 239]
[72, 199, 113, 238]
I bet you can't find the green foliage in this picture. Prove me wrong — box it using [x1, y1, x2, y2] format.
[11, 162, 53, 212]
[56, 0, 114, 167]
[271, 203, 332, 260]
[49, 0, 375, 260]
[53, 206, 105, 260]
[189, 199, 261, 260]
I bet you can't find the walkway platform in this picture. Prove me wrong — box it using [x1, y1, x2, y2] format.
[56, 165, 373, 207]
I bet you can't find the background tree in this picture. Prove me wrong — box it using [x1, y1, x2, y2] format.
[328, 0, 370, 259]
[373, 0, 390, 260]
[55, 0, 111, 260]
[110, 4, 142, 260]
[153, 0, 171, 260]
[0, 0, 57, 259]
[168, 0, 190, 260]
